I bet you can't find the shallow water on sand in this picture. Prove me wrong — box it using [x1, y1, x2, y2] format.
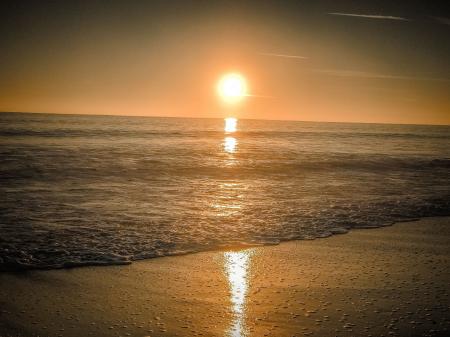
[1, 112, 449, 270]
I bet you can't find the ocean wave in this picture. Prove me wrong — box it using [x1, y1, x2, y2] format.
[1, 113, 449, 271]
[1, 197, 449, 271]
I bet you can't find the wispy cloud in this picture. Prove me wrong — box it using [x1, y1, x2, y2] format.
[328, 12, 409, 21]
[312, 69, 450, 82]
[258, 52, 307, 60]
[431, 16, 450, 26]
[244, 94, 276, 99]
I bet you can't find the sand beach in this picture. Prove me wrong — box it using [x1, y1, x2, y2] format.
[1, 217, 449, 337]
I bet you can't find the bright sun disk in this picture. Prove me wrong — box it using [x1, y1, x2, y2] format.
[217, 73, 247, 103]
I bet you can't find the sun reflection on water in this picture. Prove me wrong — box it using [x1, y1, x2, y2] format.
[225, 117, 237, 133]
[224, 136, 237, 153]
[224, 250, 252, 337]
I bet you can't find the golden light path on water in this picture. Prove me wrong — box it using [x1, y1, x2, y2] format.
[225, 117, 237, 133]
[224, 251, 253, 337]
[223, 118, 238, 160]
[224, 136, 237, 153]
[222, 117, 251, 337]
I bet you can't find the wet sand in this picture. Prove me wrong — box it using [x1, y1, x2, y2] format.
[1, 217, 449, 337]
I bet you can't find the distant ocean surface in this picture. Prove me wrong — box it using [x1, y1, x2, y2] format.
[1, 112, 449, 270]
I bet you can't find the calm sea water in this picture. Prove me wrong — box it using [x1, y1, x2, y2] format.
[1, 112, 449, 270]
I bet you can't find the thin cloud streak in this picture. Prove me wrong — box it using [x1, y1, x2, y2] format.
[244, 94, 276, 99]
[258, 52, 307, 60]
[431, 16, 450, 26]
[328, 12, 409, 21]
[312, 69, 450, 82]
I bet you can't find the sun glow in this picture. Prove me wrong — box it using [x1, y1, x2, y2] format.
[217, 73, 247, 103]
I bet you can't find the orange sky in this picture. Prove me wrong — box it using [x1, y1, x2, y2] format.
[0, 1, 449, 125]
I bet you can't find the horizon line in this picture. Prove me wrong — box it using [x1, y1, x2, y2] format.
[1, 110, 448, 127]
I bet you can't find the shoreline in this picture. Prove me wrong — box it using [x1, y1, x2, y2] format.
[1, 215, 441, 273]
[1, 216, 449, 336]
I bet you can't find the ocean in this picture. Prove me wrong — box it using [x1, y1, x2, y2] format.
[1, 112, 449, 270]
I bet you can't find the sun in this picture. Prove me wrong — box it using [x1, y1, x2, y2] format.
[217, 73, 247, 103]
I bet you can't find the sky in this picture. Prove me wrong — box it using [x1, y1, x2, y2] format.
[0, 0, 449, 124]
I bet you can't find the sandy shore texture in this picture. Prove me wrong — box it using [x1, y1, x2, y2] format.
[1, 217, 449, 337]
